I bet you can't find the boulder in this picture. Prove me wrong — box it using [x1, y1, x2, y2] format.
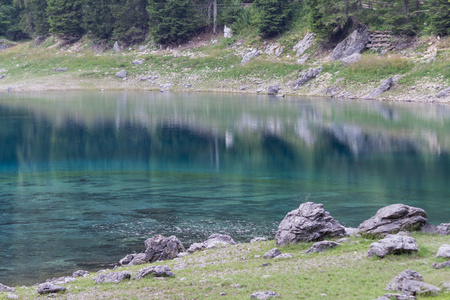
[263, 248, 281, 259]
[305, 241, 339, 254]
[362, 77, 394, 99]
[358, 204, 427, 236]
[264, 43, 284, 57]
[437, 223, 450, 235]
[385, 269, 441, 296]
[116, 69, 127, 78]
[339, 53, 361, 65]
[331, 26, 370, 61]
[119, 253, 147, 266]
[250, 237, 267, 244]
[187, 242, 206, 253]
[241, 49, 260, 65]
[436, 244, 450, 258]
[0, 283, 15, 292]
[133, 265, 174, 280]
[224, 25, 233, 38]
[144, 234, 185, 263]
[94, 271, 131, 284]
[436, 87, 450, 98]
[368, 233, 418, 258]
[72, 270, 89, 277]
[293, 67, 323, 90]
[275, 202, 346, 246]
[204, 233, 236, 249]
[37, 283, 66, 295]
[113, 41, 122, 53]
[268, 85, 279, 95]
[432, 261, 450, 269]
[293, 33, 315, 57]
[250, 291, 280, 299]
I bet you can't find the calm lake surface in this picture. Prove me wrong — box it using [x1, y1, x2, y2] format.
[0, 91, 449, 285]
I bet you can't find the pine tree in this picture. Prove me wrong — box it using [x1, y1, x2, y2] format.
[46, 0, 83, 39]
[426, 0, 450, 36]
[147, 0, 197, 45]
[254, 0, 291, 38]
[82, 0, 114, 40]
[110, 0, 148, 44]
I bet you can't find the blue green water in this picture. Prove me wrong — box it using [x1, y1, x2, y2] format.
[0, 91, 449, 285]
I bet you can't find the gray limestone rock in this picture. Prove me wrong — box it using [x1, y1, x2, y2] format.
[264, 43, 284, 57]
[94, 271, 131, 284]
[0, 68, 7, 73]
[374, 294, 416, 300]
[437, 223, 450, 235]
[0, 74, 4, 79]
[275, 202, 346, 246]
[436, 244, 450, 258]
[340, 53, 361, 65]
[187, 242, 206, 253]
[384, 269, 441, 296]
[437, 87, 450, 98]
[293, 33, 315, 57]
[368, 233, 418, 258]
[421, 223, 437, 234]
[132, 60, 144, 65]
[116, 69, 127, 78]
[250, 291, 280, 299]
[37, 283, 66, 294]
[363, 77, 394, 99]
[46, 276, 76, 285]
[0, 283, 15, 292]
[268, 85, 279, 95]
[263, 248, 281, 259]
[331, 26, 370, 61]
[56, 67, 68, 72]
[432, 261, 450, 269]
[441, 281, 450, 291]
[358, 204, 427, 236]
[133, 265, 174, 280]
[250, 237, 267, 244]
[241, 49, 260, 65]
[305, 241, 339, 254]
[293, 67, 323, 90]
[273, 253, 294, 259]
[160, 83, 173, 91]
[72, 270, 89, 277]
[224, 25, 233, 38]
[119, 253, 147, 266]
[204, 233, 236, 249]
[113, 41, 122, 53]
[144, 234, 185, 263]
[385, 269, 423, 291]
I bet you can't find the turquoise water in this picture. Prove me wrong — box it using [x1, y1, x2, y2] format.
[0, 91, 449, 285]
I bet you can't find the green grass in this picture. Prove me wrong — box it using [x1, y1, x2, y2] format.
[1, 233, 448, 299]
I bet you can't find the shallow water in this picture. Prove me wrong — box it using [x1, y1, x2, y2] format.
[0, 91, 449, 285]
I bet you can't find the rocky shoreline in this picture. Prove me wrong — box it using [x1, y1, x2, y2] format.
[1, 202, 449, 299]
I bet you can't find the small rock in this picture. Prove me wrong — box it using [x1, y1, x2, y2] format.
[240, 85, 249, 91]
[94, 271, 131, 284]
[250, 291, 280, 299]
[385, 269, 441, 296]
[437, 223, 450, 235]
[185, 84, 192, 88]
[37, 283, 66, 295]
[339, 53, 361, 65]
[160, 83, 173, 91]
[0, 283, 15, 292]
[273, 253, 294, 259]
[0, 68, 7, 73]
[177, 252, 190, 258]
[224, 25, 233, 38]
[368, 233, 418, 258]
[275, 94, 285, 98]
[263, 248, 281, 259]
[116, 69, 127, 78]
[306, 241, 339, 254]
[0, 74, 4, 79]
[6, 293, 19, 299]
[144, 235, 185, 263]
[132, 60, 144, 65]
[187, 242, 206, 253]
[441, 281, 450, 291]
[432, 261, 450, 269]
[120, 253, 147, 266]
[374, 294, 416, 300]
[133, 265, 174, 280]
[293, 33, 315, 57]
[268, 85, 279, 95]
[56, 67, 68, 72]
[293, 67, 323, 90]
[436, 244, 450, 258]
[250, 237, 267, 243]
[241, 49, 260, 65]
[113, 41, 121, 52]
[203, 233, 236, 249]
[421, 223, 437, 234]
[72, 270, 89, 277]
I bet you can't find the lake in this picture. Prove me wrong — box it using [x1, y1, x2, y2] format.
[0, 91, 449, 286]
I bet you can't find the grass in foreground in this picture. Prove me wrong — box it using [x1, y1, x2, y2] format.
[2, 233, 449, 299]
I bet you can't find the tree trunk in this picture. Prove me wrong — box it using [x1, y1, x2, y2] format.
[403, 0, 409, 14]
[213, 0, 217, 34]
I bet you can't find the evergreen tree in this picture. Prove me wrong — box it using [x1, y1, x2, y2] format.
[110, 0, 148, 44]
[147, 0, 197, 45]
[254, 0, 291, 38]
[426, 0, 450, 36]
[46, 0, 83, 39]
[82, 0, 114, 40]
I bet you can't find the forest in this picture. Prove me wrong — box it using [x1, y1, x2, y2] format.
[0, 0, 448, 46]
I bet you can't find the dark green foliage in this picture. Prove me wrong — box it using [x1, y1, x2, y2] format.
[254, 0, 291, 38]
[426, 0, 450, 36]
[147, 0, 197, 45]
[82, 0, 114, 40]
[47, 0, 84, 39]
[0, 0, 26, 39]
[110, 0, 148, 44]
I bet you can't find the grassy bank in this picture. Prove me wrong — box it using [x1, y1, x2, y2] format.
[1, 233, 449, 299]
[0, 34, 448, 102]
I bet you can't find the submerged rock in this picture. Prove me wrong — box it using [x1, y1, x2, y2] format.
[275, 202, 346, 246]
